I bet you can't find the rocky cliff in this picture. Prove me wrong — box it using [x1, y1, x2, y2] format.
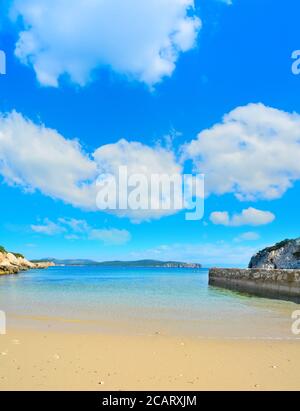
[0, 248, 54, 275]
[249, 238, 300, 269]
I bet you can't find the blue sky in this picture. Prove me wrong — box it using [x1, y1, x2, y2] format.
[0, 0, 299, 266]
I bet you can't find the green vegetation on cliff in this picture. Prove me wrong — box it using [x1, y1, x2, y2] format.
[11, 252, 25, 259]
[0, 245, 7, 254]
[0, 245, 24, 259]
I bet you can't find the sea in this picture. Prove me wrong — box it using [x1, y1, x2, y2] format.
[0, 266, 299, 339]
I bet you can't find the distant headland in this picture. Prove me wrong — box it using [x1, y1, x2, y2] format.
[32, 258, 202, 269]
[0, 245, 54, 275]
[0, 244, 202, 275]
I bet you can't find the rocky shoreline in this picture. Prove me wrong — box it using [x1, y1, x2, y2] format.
[209, 238, 300, 303]
[0, 250, 54, 275]
[249, 238, 300, 269]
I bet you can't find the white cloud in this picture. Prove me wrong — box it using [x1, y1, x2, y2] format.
[94, 139, 183, 221]
[31, 219, 65, 235]
[234, 232, 260, 242]
[10, 0, 201, 87]
[31, 218, 131, 245]
[210, 207, 275, 226]
[58, 218, 89, 233]
[183, 103, 300, 201]
[0, 111, 183, 221]
[94, 139, 180, 176]
[209, 211, 229, 226]
[2, 105, 295, 224]
[0, 111, 98, 209]
[89, 228, 131, 245]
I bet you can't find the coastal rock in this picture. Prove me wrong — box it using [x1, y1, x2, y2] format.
[34, 261, 55, 269]
[0, 248, 54, 275]
[249, 238, 300, 269]
[209, 238, 300, 303]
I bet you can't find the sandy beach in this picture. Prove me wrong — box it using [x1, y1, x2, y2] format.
[1, 267, 300, 391]
[1, 327, 300, 391]
[0, 0, 299, 394]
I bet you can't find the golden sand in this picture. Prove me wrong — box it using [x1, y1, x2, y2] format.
[0, 328, 300, 391]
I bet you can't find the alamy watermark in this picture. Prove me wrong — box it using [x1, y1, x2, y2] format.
[291, 310, 300, 335]
[291, 50, 300, 75]
[96, 166, 204, 221]
[0, 310, 6, 335]
[0, 50, 6, 75]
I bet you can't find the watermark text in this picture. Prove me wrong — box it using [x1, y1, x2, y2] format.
[291, 50, 300, 75]
[0, 50, 6, 75]
[96, 166, 204, 221]
[0, 310, 6, 335]
[291, 310, 300, 335]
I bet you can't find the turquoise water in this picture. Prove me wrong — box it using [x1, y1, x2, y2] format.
[0, 266, 298, 339]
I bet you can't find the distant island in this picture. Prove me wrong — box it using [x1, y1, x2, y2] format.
[1, 244, 201, 274]
[32, 258, 202, 269]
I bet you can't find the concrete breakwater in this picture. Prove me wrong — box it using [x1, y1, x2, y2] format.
[209, 268, 300, 303]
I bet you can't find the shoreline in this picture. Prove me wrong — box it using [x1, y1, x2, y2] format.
[1, 327, 300, 391]
[2, 298, 297, 341]
[1, 266, 300, 390]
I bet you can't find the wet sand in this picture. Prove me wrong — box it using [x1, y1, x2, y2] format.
[1, 327, 300, 391]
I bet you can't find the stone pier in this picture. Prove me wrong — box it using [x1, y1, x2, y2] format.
[209, 268, 300, 303]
